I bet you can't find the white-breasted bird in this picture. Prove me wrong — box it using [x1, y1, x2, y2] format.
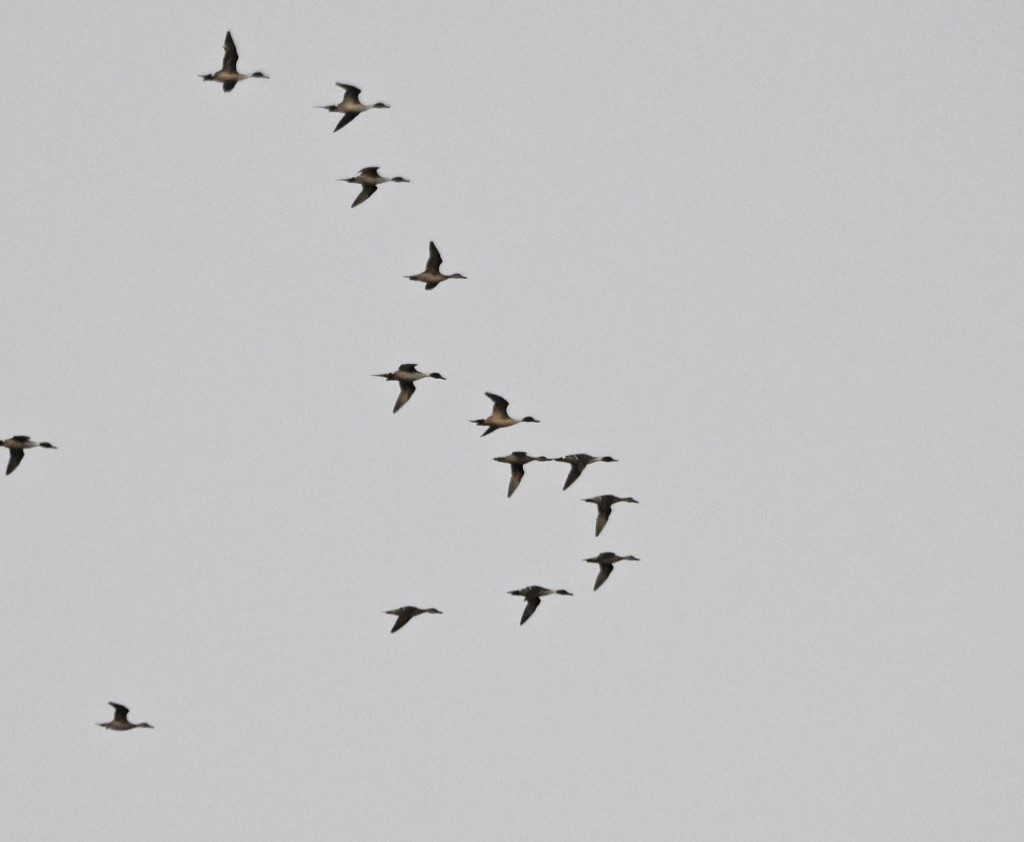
[200, 31, 268, 92]
[318, 83, 389, 132]
[1, 436, 56, 476]
[471, 393, 539, 437]
[338, 167, 409, 208]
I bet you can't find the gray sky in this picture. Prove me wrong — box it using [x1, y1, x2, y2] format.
[2, 2, 1023, 839]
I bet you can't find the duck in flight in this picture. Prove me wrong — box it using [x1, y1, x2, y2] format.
[318, 83, 389, 132]
[555, 453, 617, 490]
[200, 31, 268, 92]
[508, 586, 572, 625]
[1, 436, 56, 476]
[97, 702, 153, 731]
[405, 242, 467, 291]
[384, 606, 442, 633]
[583, 495, 639, 536]
[493, 452, 549, 497]
[471, 393, 539, 437]
[374, 364, 445, 413]
[585, 552, 639, 591]
[338, 167, 410, 208]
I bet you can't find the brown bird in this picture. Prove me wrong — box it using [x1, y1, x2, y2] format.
[97, 702, 153, 731]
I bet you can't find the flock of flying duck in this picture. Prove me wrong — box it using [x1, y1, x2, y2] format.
[5, 30, 643, 730]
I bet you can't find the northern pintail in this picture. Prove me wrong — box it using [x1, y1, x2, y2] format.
[384, 605, 442, 633]
[555, 453, 617, 490]
[318, 83, 389, 132]
[585, 552, 639, 591]
[374, 363, 445, 413]
[200, 31, 268, 92]
[97, 702, 153, 731]
[471, 393, 539, 437]
[405, 242, 466, 291]
[493, 452, 549, 497]
[2, 436, 56, 476]
[338, 167, 409, 208]
[583, 495, 639, 536]
[508, 586, 572, 625]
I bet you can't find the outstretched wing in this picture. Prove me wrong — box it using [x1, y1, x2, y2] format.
[334, 112, 359, 132]
[562, 461, 585, 490]
[507, 464, 525, 497]
[520, 598, 541, 625]
[222, 81, 237, 93]
[109, 702, 130, 722]
[393, 380, 416, 413]
[352, 184, 377, 207]
[594, 503, 611, 536]
[222, 31, 239, 74]
[336, 83, 362, 100]
[390, 613, 412, 633]
[426, 241, 442, 273]
[5, 448, 24, 475]
[593, 563, 614, 591]
[485, 392, 509, 414]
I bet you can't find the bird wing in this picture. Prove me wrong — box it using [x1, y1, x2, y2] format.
[594, 503, 611, 536]
[507, 463, 525, 497]
[426, 241, 442, 273]
[397, 363, 418, 372]
[222, 31, 239, 73]
[520, 598, 541, 625]
[334, 112, 359, 132]
[352, 184, 377, 207]
[562, 461, 585, 490]
[393, 380, 416, 413]
[222, 81, 237, 93]
[593, 563, 614, 591]
[390, 613, 412, 633]
[336, 83, 361, 100]
[109, 702, 130, 722]
[424, 282, 439, 291]
[359, 167, 380, 177]
[485, 392, 509, 414]
[5, 448, 24, 475]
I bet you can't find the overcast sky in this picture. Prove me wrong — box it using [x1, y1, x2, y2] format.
[2, 2, 1023, 839]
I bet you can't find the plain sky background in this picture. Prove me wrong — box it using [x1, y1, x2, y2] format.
[2, 2, 1022, 839]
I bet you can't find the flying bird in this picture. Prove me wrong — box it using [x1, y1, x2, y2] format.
[317, 83, 389, 132]
[493, 452, 549, 497]
[1, 436, 56, 476]
[585, 552, 639, 591]
[471, 393, 539, 437]
[508, 586, 572, 625]
[374, 364, 445, 413]
[200, 31, 268, 92]
[338, 167, 410, 208]
[555, 453, 617, 490]
[97, 702, 153, 731]
[583, 495, 639, 536]
[384, 606, 442, 633]
[405, 242, 467, 291]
